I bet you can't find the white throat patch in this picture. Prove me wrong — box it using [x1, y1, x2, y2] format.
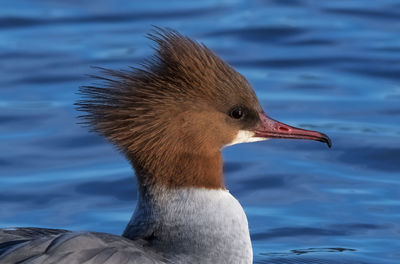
[227, 130, 268, 146]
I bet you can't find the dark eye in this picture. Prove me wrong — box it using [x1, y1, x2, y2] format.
[229, 106, 245, 119]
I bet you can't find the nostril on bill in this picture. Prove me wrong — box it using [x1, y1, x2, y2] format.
[278, 126, 289, 132]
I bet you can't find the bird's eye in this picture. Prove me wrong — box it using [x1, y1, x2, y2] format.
[229, 106, 245, 119]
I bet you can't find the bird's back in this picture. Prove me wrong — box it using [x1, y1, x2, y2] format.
[0, 227, 164, 264]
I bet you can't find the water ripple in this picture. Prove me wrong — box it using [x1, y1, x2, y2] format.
[0, 7, 226, 29]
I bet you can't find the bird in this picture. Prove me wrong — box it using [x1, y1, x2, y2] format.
[0, 28, 331, 264]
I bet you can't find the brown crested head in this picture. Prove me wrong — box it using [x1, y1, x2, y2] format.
[77, 28, 331, 189]
[77, 28, 262, 189]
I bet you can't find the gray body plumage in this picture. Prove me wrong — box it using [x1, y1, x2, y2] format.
[0, 228, 164, 264]
[0, 188, 252, 264]
[0, 228, 370, 264]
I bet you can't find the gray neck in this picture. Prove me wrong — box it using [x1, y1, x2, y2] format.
[123, 186, 252, 264]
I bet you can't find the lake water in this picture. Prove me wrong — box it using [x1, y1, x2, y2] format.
[1, 0, 399, 263]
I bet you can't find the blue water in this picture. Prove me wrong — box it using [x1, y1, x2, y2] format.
[1, 0, 399, 263]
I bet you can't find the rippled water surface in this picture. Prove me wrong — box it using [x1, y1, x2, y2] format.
[1, 1, 400, 263]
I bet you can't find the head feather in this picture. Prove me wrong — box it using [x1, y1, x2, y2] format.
[76, 28, 259, 187]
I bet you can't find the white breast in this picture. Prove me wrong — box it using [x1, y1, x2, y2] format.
[124, 188, 253, 264]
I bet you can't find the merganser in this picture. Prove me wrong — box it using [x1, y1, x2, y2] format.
[0, 28, 331, 264]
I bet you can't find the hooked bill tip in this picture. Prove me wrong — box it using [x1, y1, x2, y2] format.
[320, 133, 332, 148]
